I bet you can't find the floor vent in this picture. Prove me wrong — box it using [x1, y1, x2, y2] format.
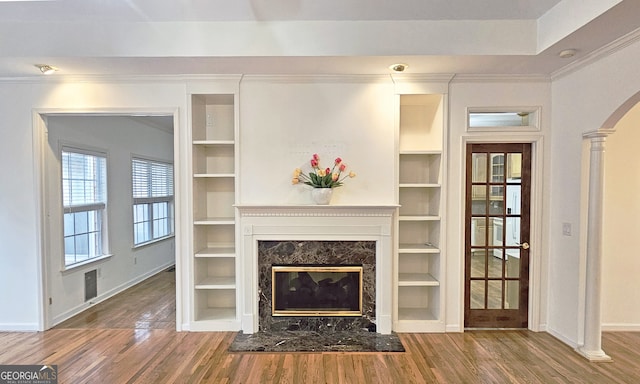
[85, 270, 97, 302]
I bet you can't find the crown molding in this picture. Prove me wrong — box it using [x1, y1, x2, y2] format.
[449, 74, 550, 83]
[551, 27, 640, 81]
[0, 73, 244, 85]
[239, 74, 392, 84]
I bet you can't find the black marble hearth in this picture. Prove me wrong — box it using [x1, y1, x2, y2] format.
[229, 331, 405, 353]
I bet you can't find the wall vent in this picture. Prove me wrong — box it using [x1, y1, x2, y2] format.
[85, 270, 97, 302]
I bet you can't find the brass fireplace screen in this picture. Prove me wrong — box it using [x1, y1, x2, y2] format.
[271, 265, 363, 316]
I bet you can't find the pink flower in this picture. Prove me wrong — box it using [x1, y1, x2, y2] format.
[332, 173, 339, 181]
[325, 167, 331, 175]
[313, 153, 319, 161]
[310, 159, 318, 168]
[339, 163, 346, 172]
[334, 157, 342, 165]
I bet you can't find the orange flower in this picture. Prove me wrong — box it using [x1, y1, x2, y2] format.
[292, 178, 299, 184]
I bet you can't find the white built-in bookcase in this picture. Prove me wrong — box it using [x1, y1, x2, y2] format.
[394, 92, 447, 333]
[189, 85, 241, 331]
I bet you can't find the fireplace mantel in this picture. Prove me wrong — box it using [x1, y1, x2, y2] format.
[236, 204, 398, 217]
[237, 204, 398, 334]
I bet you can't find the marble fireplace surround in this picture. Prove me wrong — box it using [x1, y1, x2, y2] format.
[237, 205, 397, 335]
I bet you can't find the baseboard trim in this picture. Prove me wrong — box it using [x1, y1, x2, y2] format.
[546, 326, 579, 349]
[50, 262, 175, 328]
[0, 323, 40, 332]
[602, 323, 640, 332]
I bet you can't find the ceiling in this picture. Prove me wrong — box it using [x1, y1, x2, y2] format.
[1, 0, 640, 78]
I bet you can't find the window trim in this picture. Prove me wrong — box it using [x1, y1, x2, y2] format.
[131, 156, 174, 247]
[60, 145, 110, 268]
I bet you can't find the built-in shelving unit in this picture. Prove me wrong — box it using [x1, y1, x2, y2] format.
[190, 90, 240, 331]
[395, 93, 446, 332]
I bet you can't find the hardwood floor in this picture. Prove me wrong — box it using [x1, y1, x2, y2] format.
[1, 269, 639, 383]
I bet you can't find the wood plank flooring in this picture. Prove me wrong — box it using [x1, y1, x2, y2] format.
[1, 269, 639, 383]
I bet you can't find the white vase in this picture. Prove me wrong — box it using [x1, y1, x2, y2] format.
[311, 188, 333, 205]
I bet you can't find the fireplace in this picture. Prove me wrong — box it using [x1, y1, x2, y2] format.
[237, 205, 396, 334]
[258, 240, 375, 332]
[272, 265, 363, 316]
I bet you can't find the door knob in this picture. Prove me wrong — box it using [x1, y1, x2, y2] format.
[520, 242, 530, 250]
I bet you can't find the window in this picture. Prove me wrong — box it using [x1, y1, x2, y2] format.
[467, 108, 540, 132]
[62, 148, 108, 267]
[132, 158, 174, 246]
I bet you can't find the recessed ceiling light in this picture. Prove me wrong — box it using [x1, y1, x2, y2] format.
[389, 63, 408, 73]
[35, 64, 58, 75]
[559, 49, 577, 59]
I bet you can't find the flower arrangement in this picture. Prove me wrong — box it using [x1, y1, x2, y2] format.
[292, 153, 356, 188]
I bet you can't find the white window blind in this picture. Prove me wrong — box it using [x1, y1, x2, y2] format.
[132, 158, 174, 246]
[132, 158, 174, 200]
[61, 147, 108, 267]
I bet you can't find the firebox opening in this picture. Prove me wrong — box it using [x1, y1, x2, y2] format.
[272, 265, 363, 317]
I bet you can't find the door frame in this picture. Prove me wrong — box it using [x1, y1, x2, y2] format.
[32, 108, 181, 331]
[459, 134, 545, 332]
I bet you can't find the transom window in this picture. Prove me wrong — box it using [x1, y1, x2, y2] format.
[61, 148, 108, 267]
[132, 158, 174, 246]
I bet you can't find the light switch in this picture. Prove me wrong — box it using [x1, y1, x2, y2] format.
[562, 222, 572, 236]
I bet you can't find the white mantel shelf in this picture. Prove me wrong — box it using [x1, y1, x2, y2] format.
[235, 204, 399, 216]
[237, 204, 397, 335]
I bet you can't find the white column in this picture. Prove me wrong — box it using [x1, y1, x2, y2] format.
[577, 131, 612, 362]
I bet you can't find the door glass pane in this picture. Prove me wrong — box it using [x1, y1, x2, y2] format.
[490, 154, 504, 182]
[489, 186, 504, 214]
[470, 280, 485, 309]
[488, 218, 503, 246]
[487, 280, 502, 309]
[506, 185, 521, 215]
[471, 218, 486, 246]
[506, 281, 519, 309]
[471, 185, 486, 214]
[470, 253, 486, 278]
[487, 250, 503, 278]
[506, 249, 520, 278]
[472, 153, 487, 182]
[507, 153, 522, 179]
[505, 217, 520, 247]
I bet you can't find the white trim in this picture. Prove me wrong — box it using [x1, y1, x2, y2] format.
[32, 112, 48, 331]
[61, 254, 113, 273]
[32, 107, 181, 331]
[51, 262, 174, 327]
[547, 326, 579, 349]
[466, 106, 542, 132]
[602, 324, 640, 332]
[0, 323, 41, 332]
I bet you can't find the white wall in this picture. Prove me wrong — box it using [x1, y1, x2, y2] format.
[45, 116, 174, 325]
[550, 37, 640, 345]
[1, 54, 639, 340]
[0, 81, 187, 330]
[238, 77, 396, 205]
[602, 102, 640, 330]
